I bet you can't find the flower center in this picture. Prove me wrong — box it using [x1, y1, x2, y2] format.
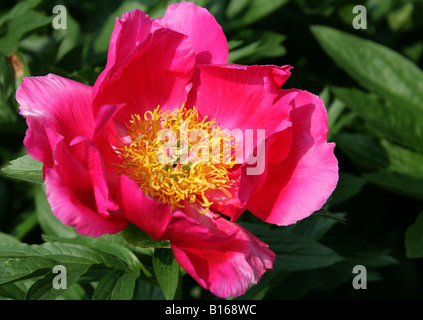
[115, 105, 236, 212]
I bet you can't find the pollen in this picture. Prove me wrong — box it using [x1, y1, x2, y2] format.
[114, 104, 236, 213]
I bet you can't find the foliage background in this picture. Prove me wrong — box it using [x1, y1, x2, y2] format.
[0, 0, 423, 300]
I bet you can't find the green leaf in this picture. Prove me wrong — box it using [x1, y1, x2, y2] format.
[0, 256, 55, 285]
[0, 0, 44, 26]
[297, 0, 336, 16]
[153, 248, 179, 300]
[25, 263, 91, 300]
[2, 155, 44, 184]
[228, 30, 286, 64]
[92, 270, 139, 300]
[326, 98, 347, 135]
[405, 212, 423, 258]
[332, 86, 423, 153]
[321, 88, 355, 139]
[120, 224, 170, 249]
[311, 25, 423, 114]
[226, 0, 290, 28]
[0, 10, 52, 55]
[333, 133, 390, 172]
[364, 171, 423, 200]
[68, 66, 103, 86]
[92, 271, 123, 300]
[335, 133, 423, 199]
[370, 140, 423, 179]
[0, 242, 128, 272]
[335, 132, 423, 177]
[239, 218, 355, 300]
[39, 242, 129, 270]
[133, 280, 164, 300]
[0, 232, 21, 245]
[0, 281, 31, 300]
[328, 173, 366, 207]
[0, 53, 16, 108]
[43, 234, 144, 273]
[271, 233, 344, 271]
[241, 223, 344, 271]
[325, 233, 398, 269]
[53, 13, 83, 64]
[59, 283, 88, 300]
[291, 212, 347, 241]
[110, 271, 140, 300]
[387, 2, 414, 32]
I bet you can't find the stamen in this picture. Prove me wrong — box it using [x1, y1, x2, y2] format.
[114, 104, 236, 213]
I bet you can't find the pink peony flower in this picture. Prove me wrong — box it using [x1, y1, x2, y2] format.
[16, 2, 338, 298]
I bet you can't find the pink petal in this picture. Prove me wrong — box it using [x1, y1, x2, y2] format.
[92, 9, 160, 108]
[204, 174, 243, 219]
[45, 138, 128, 236]
[16, 74, 94, 169]
[234, 126, 293, 222]
[160, 2, 228, 64]
[92, 103, 127, 187]
[164, 204, 275, 298]
[243, 90, 339, 225]
[193, 64, 295, 169]
[17, 74, 94, 139]
[69, 136, 120, 217]
[116, 175, 173, 240]
[194, 64, 294, 135]
[21, 118, 54, 175]
[93, 28, 196, 123]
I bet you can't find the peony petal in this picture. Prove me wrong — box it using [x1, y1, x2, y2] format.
[16, 74, 94, 170]
[160, 2, 228, 64]
[17, 74, 94, 140]
[193, 64, 295, 169]
[205, 174, 243, 219]
[92, 103, 127, 187]
[93, 28, 196, 122]
[93, 9, 160, 106]
[194, 64, 293, 135]
[21, 118, 55, 174]
[164, 204, 275, 298]
[235, 126, 293, 222]
[116, 175, 173, 240]
[243, 90, 339, 225]
[69, 136, 120, 217]
[45, 138, 128, 236]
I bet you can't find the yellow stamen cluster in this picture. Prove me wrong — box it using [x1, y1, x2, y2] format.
[115, 105, 236, 212]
